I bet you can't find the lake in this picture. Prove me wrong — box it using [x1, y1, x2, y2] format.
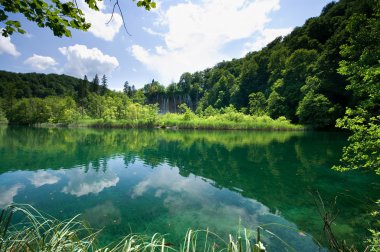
[0, 126, 379, 251]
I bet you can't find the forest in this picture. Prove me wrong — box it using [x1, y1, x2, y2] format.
[0, 0, 378, 130]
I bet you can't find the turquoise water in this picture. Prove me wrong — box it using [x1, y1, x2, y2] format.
[0, 126, 379, 251]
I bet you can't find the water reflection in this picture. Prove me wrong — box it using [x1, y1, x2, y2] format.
[29, 171, 60, 187]
[0, 183, 24, 208]
[61, 164, 119, 197]
[83, 201, 122, 228]
[0, 126, 378, 251]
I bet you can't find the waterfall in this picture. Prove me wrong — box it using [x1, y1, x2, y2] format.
[173, 96, 176, 113]
[165, 98, 169, 113]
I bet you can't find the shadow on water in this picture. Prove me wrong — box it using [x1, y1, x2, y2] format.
[0, 126, 379, 251]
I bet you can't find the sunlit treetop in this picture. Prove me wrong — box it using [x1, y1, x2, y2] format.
[0, 0, 156, 37]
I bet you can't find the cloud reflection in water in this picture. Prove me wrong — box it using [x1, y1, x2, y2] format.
[29, 171, 60, 187]
[0, 184, 24, 208]
[62, 166, 119, 197]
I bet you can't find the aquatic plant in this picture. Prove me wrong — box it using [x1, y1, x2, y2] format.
[0, 204, 98, 252]
[0, 204, 270, 252]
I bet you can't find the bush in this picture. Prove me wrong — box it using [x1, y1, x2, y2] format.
[296, 91, 334, 128]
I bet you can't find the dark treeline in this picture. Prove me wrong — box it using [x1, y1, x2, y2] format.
[0, 71, 158, 125]
[0, 71, 111, 100]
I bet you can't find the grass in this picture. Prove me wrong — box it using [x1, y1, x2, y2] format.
[3, 204, 373, 251]
[64, 113, 303, 131]
[0, 204, 272, 252]
[1, 205, 102, 252]
[157, 113, 302, 131]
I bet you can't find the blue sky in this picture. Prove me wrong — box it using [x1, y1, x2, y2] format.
[0, 0, 332, 90]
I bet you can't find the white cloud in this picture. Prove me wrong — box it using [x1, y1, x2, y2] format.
[0, 35, 20, 57]
[28, 171, 60, 187]
[24, 54, 58, 71]
[0, 184, 24, 208]
[62, 165, 119, 197]
[59, 44, 119, 78]
[242, 28, 293, 54]
[79, 0, 123, 41]
[131, 0, 289, 84]
[130, 164, 273, 232]
[142, 27, 164, 37]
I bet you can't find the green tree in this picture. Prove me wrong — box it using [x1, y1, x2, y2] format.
[178, 103, 194, 121]
[78, 75, 89, 100]
[203, 105, 218, 117]
[300, 76, 321, 95]
[267, 90, 287, 119]
[0, 98, 6, 122]
[334, 8, 380, 173]
[280, 48, 318, 119]
[3, 83, 17, 117]
[8, 98, 51, 125]
[178, 72, 192, 94]
[101, 74, 108, 96]
[123, 81, 132, 96]
[238, 59, 259, 107]
[45, 96, 79, 123]
[335, 109, 380, 173]
[91, 74, 100, 94]
[0, 71, 86, 99]
[86, 93, 104, 118]
[132, 90, 146, 104]
[248, 92, 267, 116]
[1, 0, 156, 37]
[208, 72, 235, 109]
[296, 91, 334, 128]
[267, 45, 289, 85]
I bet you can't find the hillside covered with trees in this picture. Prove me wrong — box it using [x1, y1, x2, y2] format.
[138, 0, 378, 129]
[0, 0, 378, 130]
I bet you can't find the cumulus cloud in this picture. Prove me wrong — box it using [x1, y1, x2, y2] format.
[0, 35, 20, 57]
[59, 44, 119, 78]
[62, 165, 119, 197]
[24, 54, 58, 71]
[242, 28, 293, 54]
[132, 165, 210, 199]
[78, 0, 123, 41]
[131, 0, 290, 83]
[130, 164, 274, 232]
[0, 184, 24, 208]
[28, 171, 60, 187]
[133, 163, 322, 250]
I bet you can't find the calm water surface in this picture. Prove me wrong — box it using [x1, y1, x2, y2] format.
[0, 126, 379, 251]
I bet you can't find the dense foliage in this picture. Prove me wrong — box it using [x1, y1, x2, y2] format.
[0, 71, 87, 98]
[0, 0, 156, 37]
[0, 0, 380, 128]
[1, 0, 378, 130]
[135, 0, 377, 130]
[333, 1, 380, 174]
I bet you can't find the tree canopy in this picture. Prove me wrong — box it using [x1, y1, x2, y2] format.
[333, 3, 380, 174]
[0, 0, 156, 37]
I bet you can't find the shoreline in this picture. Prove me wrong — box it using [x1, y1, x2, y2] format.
[2, 119, 306, 131]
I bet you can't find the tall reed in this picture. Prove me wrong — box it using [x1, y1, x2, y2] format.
[1, 204, 279, 252]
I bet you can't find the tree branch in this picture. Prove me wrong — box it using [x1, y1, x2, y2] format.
[107, 0, 131, 36]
